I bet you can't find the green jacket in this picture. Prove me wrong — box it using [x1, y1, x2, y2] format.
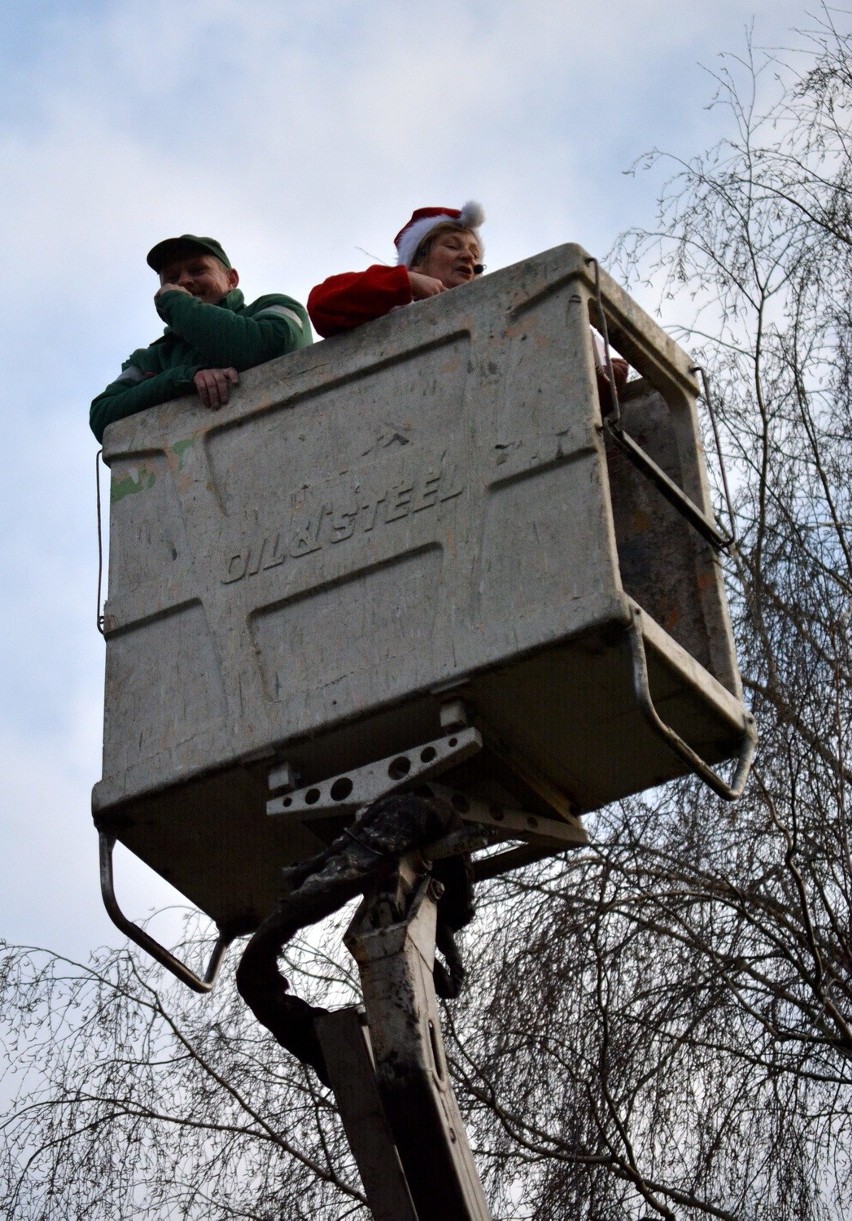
[90, 288, 312, 442]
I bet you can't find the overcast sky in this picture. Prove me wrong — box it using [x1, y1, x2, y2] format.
[0, 0, 826, 966]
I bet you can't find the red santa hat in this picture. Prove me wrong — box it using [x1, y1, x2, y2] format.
[394, 201, 485, 267]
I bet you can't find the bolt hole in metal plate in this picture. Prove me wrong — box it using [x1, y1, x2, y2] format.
[330, 776, 354, 801]
[388, 756, 412, 781]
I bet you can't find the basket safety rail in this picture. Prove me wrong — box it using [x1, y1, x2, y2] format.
[605, 420, 734, 550]
[587, 256, 734, 553]
[95, 448, 106, 636]
[691, 362, 738, 548]
[627, 608, 756, 801]
[98, 830, 233, 993]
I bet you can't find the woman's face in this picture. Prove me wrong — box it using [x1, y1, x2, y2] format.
[412, 228, 482, 289]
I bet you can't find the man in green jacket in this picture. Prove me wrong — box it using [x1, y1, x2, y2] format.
[90, 234, 312, 442]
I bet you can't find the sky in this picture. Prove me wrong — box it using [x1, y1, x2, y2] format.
[0, 0, 827, 967]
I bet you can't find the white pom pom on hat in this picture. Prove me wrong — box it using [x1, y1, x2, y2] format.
[394, 201, 485, 267]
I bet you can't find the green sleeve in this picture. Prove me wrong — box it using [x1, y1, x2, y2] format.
[155, 292, 312, 369]
[90, 293, 312, 443]
[90, 363, 200, 443]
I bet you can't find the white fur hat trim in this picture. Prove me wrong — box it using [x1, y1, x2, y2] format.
[394, 201, 485, 267]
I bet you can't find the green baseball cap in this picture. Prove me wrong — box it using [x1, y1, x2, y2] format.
[146, 234, 232, 272]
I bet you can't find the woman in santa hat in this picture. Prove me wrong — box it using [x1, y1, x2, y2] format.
[307, 201, 486, 337]
[308, 200, 628, 402]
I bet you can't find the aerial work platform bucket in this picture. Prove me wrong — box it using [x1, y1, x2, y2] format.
[93, 242, 754, 945]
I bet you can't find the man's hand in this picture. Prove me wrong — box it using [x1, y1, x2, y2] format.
[610, 358, 629, 393]
[193, 367, 239, 409]
[596, 359, 630, 416]
[409, 271, 446, 299]
[155, 282, 192, 300]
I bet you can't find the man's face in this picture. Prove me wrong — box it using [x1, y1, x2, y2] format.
[412, 229, 482, 289]
[158, 251, 238, 304]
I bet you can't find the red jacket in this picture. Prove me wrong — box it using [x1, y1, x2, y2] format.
[308, 265, 413, 337]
